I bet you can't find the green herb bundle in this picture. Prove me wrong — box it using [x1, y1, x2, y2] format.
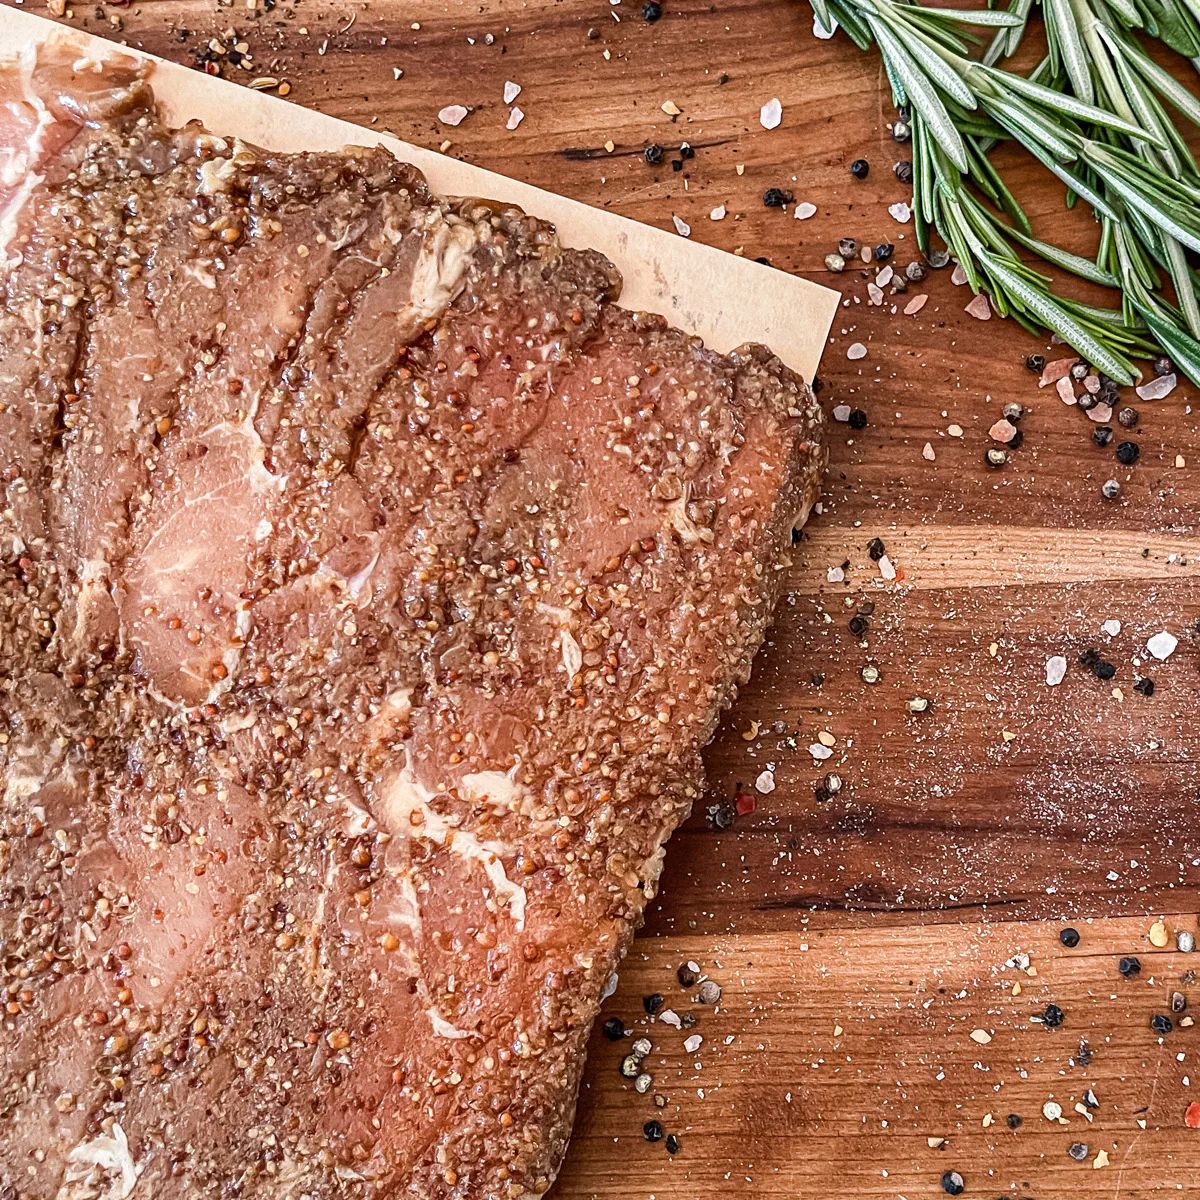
[809, 0, 1200, 385]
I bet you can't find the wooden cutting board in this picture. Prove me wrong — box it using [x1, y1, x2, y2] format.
[11, 1, 1200, 1195]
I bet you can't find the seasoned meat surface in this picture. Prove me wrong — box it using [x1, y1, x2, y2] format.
[0, 41, 825, 1200]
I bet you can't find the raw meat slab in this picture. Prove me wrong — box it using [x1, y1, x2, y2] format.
[0, 37, 825, 1200]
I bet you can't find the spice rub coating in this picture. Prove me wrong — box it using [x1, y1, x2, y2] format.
[0, 43, 825, 1200]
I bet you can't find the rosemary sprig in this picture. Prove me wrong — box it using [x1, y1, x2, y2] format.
[810, 0, 1200, 386]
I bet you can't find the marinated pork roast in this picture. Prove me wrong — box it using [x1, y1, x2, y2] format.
[0, 40, 825, 1200]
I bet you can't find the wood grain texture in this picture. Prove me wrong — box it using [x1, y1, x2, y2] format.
[9, 0, 1200, 1194]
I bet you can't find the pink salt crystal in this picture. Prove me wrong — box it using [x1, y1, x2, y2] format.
[951, 263, 968, 286]
[1082, 374, 1100, 394]
[965, 293, 992, 320]
[1040, 357, 1076, 387]
[1086, 402, 1113, 423]
[1137, 372, 1178, 401]
[904, 294, 928, 316]
[989, 418, 1017, 443]
[1055, 376, 1077, 405]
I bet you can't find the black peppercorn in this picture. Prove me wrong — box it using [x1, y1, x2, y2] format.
[643, 144, 664, 165]
[1117, 406, 1139, 428]
[867, 537, 886, 561]
[1151, 1013, 1174, 1035]
[1006, 1113, 1023, 1129]
[679, 142, 695, 160]
[1153, 355, 1173, 377]
[874, 242, 895, 261]
[1101, 478, 1122, 500]
[1134, 677, 1156, 696]
[677, 963, 698, 988]
[1060, 927, 1080, 948]
[763, 187, 794, 208]
[1115, 441, 1140, 465]
[665, 1133, 680, 1154]
[1025, 353, 1046, 373]
[642, 1, 663, 20]
[849, 157, 869, 179]
[941, 1171, 965, 1196]
[1043, 1002, 1065, 1028]
[849, 614, 869, 637]
[642, 993, 664, 1015]
[894, 160, 913, 183]
[643, 1119, 664, 1142]
[1119, 956, 1141, 977]
[892, 119, 911, 143]
[848, 408, 868, 430]
[602, 1017, 625, 1041]
[1094, 660, 1116, 681]
[985, 448, 1008, 468]
[1092, 425, 1114, 447]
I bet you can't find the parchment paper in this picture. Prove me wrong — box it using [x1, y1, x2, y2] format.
[0, 7, 838, 380]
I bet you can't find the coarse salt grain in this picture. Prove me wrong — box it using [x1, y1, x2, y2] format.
[1086, 403, 1113, 423]
[709, 205, 727, 221]
[1147, 630, 1178, 660]
[879, 554, 896, 581]
[922, 442, 936, 460]
[794, 201, 817, 220]
[947, 424, 964, 437]
[1045, 656, 1067, 686]
[760, 98, 783, 130]
[965, 293, 992, 320]
[503, 80, 522, 103]
[684, 1034, 703, 1054]
[755, 770, 776, 795]
[672, 214, 691, 238]
[832, 404, 852, 422]
[951, 263, 968, 286]
[437, 104, 470, 126]
[1043, 1101, 1063, 1122]
[813, 10, 838, 37]
[970, 1029, 992, 1044]
[1040, 357, 1077, 386]
[506, 106, 524, 130]
[827, 566, 845, 583]
[1102, 619, 1121, 636]
[888, 201, 911, 223]
[989, 418, 1017, 443]
[905, 294, 928, 315]
[847, 342, 868, 360]
[808, 743, 833, 761]
[1055, 377, 1077, 405]
[1137, 373, 1177, 401]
